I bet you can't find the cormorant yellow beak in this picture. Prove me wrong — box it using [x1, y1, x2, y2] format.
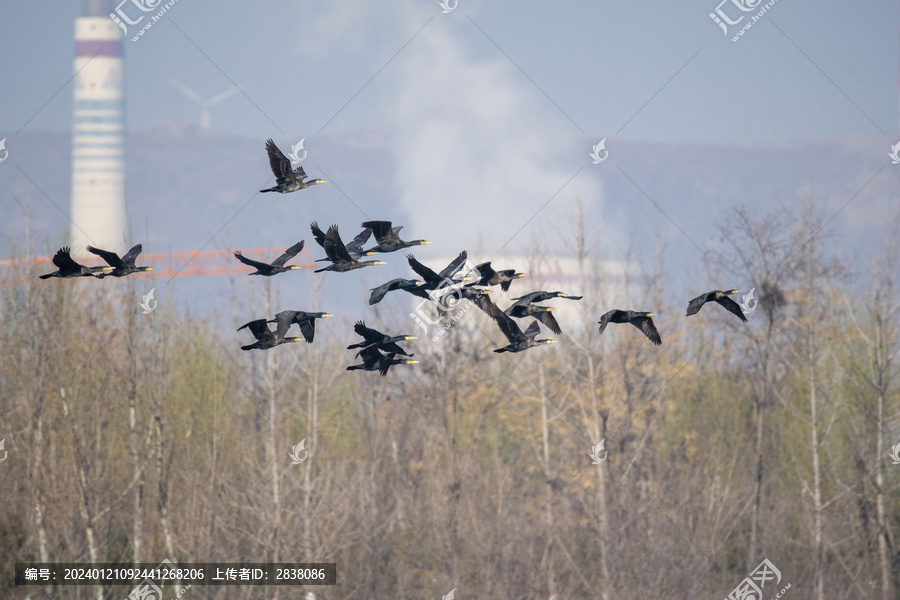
[376, 261, 386, 265]
[647, 313, 654, 316]
[732, 290, 740, 294]
[484, 290, 490, 294]
[422, 241, 430, 245]
[416, 281, 425, 285]
[406, 336, 417, 340]
[291, 266, 299, 270]
[408, 360, 419, 364]
[366, 252, 375, 256]
[547, 307, 552, 311]
[147, 267, 153, 271]
[548, 340, 555, 343]
[518, 273, 525, 278]
[323, 314, 332, 318]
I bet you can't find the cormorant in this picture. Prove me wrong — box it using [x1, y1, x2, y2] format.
[504, 303, 561, 335]
[597, 310, 661, 346]
[346, 345, 418, 376]
[347, 320, 415, 356]
[361, 220, 429, 253]
[368, 278, 428, 305]
[259, 139, 326, 193]
[512, 291, 583, 304]
[39, 247, 112, 279]
[685, 289, 747, 322]
[233, 241, 305, 276]
[466, 261, 525, 291]
[267, 310, 331, 343]
[237, 318, 301, 351]
[436, 286, 491, 314]
[406, 251, 469, 291]
[313, 225, 385, 273]
[311, 222, 371, 262]
[482, 298, 556, 353]
[87, 244, 152, 278]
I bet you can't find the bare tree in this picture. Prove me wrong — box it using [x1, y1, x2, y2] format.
[846, 234, 900, 600]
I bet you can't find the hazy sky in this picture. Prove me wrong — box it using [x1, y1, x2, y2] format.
[0, 0, 895, 141]
[0, 0, 897, 294]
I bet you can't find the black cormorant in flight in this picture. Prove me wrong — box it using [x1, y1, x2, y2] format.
[361, 220, 429, 253]
[597, 310, 662, 346]
[267, 310, 331, 343]
[237, 318, 301, 351]
[368, 278, 428, 305]
[313, 225, 385, 273]
[685, 289, 747, 322]
[466, 261, 525, 292]
[310, 222, 372, 262]
[482, 297, 556, 353]
[347, 321, 416, 356]
[259, 139, 326, 193]
[233, 241, 305, 276]
[504, 302, 561, 335]
[39, 247, 112, 279]
[512, 291, 582, 304]
[346, 346, 418, 376]
[87, 244, 152, 278]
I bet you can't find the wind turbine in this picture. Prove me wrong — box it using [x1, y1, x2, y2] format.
[166, 78, 242, 130]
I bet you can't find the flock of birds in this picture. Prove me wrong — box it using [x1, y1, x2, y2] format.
[38, 139, 750, 375]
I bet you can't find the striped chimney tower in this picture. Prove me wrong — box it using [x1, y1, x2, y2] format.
[70, 0, 127, 255]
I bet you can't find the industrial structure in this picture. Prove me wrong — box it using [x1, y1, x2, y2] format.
[70, 0, 127, 255]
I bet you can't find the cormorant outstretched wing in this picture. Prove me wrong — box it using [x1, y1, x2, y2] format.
[362, 220, 399, 244]
[238, 319, 272, 340]
[324, 225, 354, 263]
[378, 353, 399, 376]
[352, 320, 384, 343]
[491, 306, 526, 343]
[52, 247, 80, 271]
[715, 295, 748, 322]
[271, 241, 305, 267]
[358, 345, 384, 368]
[472, 261, 496, 283]
[233, 251, 270, 271]
[632, 315, 662, 346]
[297, 319, 317, 343]
[345, 228, 373, 257]
[86, 245, 125, 269]
[121, 244, 143, 267]
[523, 321, 541, 339]
[407, 254, 441, 284]
[265, 139, 297, 185]
[597, 310, 620, 334]
[310, 222, 327, 249]
[438, 251, 468, 280]
[685, 293, 711, 316]
[53, 246, 82, 271]
[271, 311, 299, 340]
[536, 310, 562, 335]
[369, 278, 404, 305]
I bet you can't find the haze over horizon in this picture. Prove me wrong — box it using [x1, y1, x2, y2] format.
[1, 0, 898, 306]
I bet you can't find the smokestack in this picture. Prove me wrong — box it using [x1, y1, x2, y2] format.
[70, 1, 127, 255]
[82, 0, 109, 17]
